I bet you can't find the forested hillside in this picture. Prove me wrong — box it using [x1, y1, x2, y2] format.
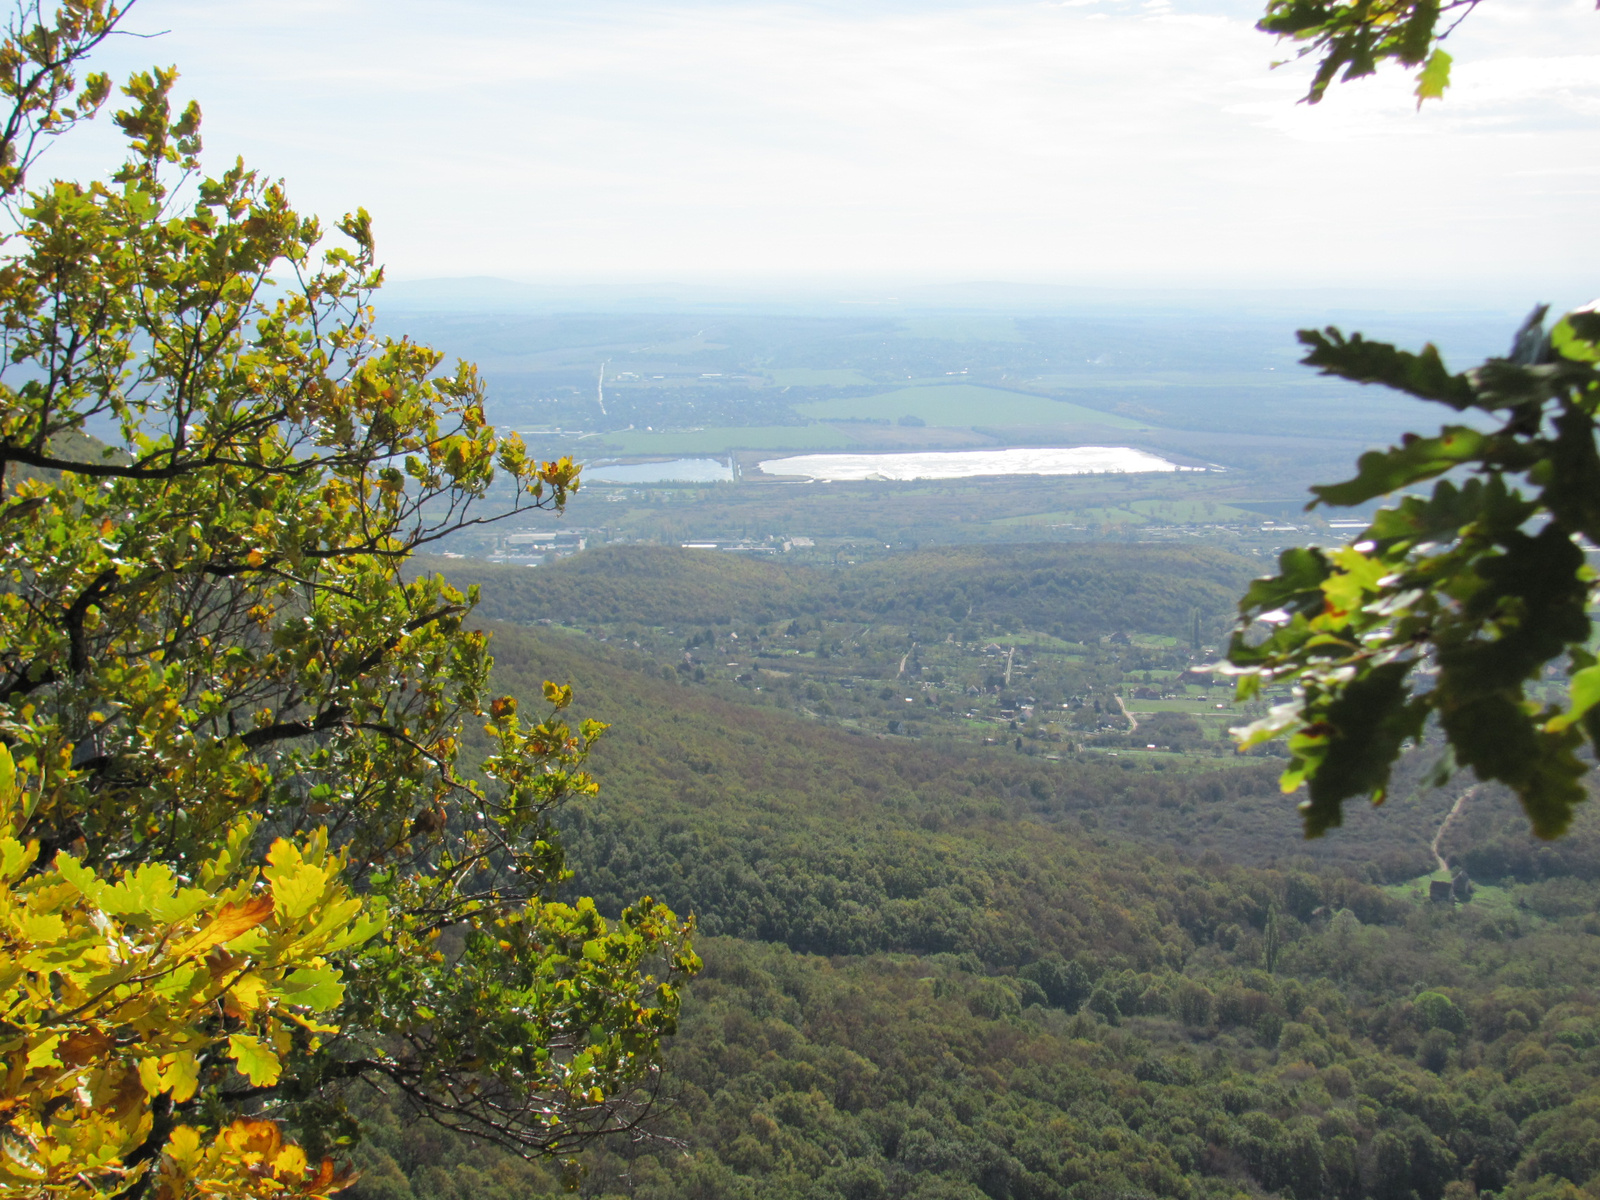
[435, 543, 1252, 644]
[426, 545, 1481, 881]
[479, 623, 1452, 897]
[355, 920, 1600, 1200]
[341, 570, 1600, 1200]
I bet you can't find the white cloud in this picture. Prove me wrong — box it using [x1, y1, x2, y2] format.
[34, 0, 1600, 290]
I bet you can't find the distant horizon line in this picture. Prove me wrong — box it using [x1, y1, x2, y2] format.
[373, 273, 1584, 318]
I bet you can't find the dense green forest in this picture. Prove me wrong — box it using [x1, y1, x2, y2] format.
[445, 543, 1252, 641]
[348, 543, 1600, 1200]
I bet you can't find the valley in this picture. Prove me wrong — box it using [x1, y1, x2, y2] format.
[361, 536, 1600, 1200]
[8, 3, 1592, 1197]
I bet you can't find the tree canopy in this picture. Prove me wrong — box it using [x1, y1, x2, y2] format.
[1258, 0, 1471, 104]
[0, 2, 696, 1196]
[1228, 307, 1600, 840]
[1229, 0, 1600, 840]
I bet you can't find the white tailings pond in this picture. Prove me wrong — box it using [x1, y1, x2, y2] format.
[758, 446, 1191, 482]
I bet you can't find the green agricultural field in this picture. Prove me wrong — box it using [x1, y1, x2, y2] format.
[1075, 506, 1149, 525]
[593, 423, 860, 455]
[983, 498, 1257, 529]
[1023, 371, 1311, 391]
[987, 510, 1086, 527]
[1126, 699, 1220, 714]
[1127, 497, 1259, 522]
[795, 383, 1150, 430]
[989, 498, 1262, 530]
[767, 367, 874, 386]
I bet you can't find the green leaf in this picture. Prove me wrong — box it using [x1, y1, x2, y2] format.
[1298, 328, 1477, 409]
[1296, 661, 1426, 837]
[0, 744, 15, 808]
[1367, 478, 1484, 543]
[1551, 311, 1600, 363]
[1549, 663, 1600, 733]
[1514, 731, 1589, 840]
[279, 964, 345, 1011]
[1312, 427, 1486, 507]
[267, 861, 328, 923]
[1414, 48, 1451, 106]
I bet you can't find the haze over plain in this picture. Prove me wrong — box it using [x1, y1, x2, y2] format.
[48, 0, 1600, 301]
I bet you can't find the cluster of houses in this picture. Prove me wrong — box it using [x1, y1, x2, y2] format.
[491, 529, 588, 565]
[680, 536, 813, 555]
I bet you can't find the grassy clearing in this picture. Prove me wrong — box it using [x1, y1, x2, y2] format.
[1463, 882, 1521, 916]
[1381, 876, 1524, 919]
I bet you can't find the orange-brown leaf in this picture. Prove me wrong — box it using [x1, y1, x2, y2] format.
[173, 895, 274, 960]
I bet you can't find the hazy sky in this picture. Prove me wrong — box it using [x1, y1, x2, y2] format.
[47, 0, 1600, 294]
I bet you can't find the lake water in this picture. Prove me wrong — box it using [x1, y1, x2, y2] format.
[583, 457, 734, 483]
[756, 446, 1191, 482]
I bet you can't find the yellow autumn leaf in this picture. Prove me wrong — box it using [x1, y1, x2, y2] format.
[170, 894, 274, 960]
[165, 1124, 204, 1171]
[226, 972, 269, 1015]
[273, 1144, 308, 1178]
[137, 1056, 164, 1097]
[267, 861, 329, 922]
[16, 910, 67, 942]
[25, 1034, 62, 1070]
[166, 1051, 201, 1103]
[227, 1034, 281, 1086]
